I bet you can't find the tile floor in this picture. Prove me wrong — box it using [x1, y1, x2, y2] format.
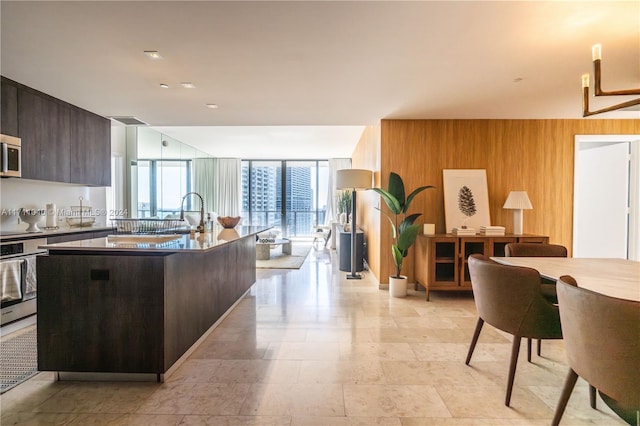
[0, 246, 626, 425]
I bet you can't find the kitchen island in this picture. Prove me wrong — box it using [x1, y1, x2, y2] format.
[36, 226, 266, 381]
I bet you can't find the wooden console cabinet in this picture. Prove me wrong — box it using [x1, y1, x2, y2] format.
[415, 234, 548, 300]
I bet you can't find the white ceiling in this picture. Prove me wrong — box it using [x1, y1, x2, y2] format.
[1, 1, 638, 158]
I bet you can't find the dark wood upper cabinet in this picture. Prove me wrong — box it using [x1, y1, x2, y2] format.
[18, 88, 72, 183]
[1, 77, 19, 136]
[2, 76, 111, 186]
[69, 106, 111, 186]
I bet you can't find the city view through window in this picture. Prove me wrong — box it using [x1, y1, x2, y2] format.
[136, 158, 330, 238]
[242, 160, 329, 237]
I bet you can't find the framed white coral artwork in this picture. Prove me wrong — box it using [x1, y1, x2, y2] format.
[443, 169, 491, 233]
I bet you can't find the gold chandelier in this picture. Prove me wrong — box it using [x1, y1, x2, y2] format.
[581, 44, 640, 117]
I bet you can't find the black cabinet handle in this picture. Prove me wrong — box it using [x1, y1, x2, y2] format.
[90, 269, 110, 281]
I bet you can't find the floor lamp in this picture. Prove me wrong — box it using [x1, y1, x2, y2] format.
[336, 169, 372, 279]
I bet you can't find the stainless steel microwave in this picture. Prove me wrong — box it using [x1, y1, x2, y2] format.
[0, 134, 21, 178]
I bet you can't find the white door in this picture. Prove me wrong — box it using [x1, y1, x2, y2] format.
[574, 137, 634, 259]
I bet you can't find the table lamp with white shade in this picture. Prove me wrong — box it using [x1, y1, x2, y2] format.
[503, 191, 533, 235]
[336, 168, 372, 279]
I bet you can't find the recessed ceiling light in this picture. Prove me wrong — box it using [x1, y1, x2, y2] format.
[180, 82, 195, 89]
[143, 50, 163, 60]
[205, 104, 219, 109]
[160, 83, 169, 89]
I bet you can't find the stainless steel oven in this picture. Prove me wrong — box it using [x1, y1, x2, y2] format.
[1, 237, 47, 326]
[0, 134, 21, 178]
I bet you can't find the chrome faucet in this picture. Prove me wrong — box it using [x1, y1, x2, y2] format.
[179, 192, 205, 233]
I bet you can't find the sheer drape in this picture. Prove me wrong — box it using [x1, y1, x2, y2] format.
[213, 158, 241, 216]
[193, 158, 216, 213]
[193, 158, 241, 216]
[326, 158, 352, 224]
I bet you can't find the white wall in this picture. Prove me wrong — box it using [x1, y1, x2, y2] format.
[0, 179, 107, 232]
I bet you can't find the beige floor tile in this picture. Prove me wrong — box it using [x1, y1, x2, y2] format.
[34, 382, 158, 414]
[264, 342, 341, 360]
[304, 327, 375, 343]
[409, 342, 471, 362]
[382, 361, 480, 386]
[436, 384, 554, 419]
[400, 418, 566, 425]
[343, 384, 451, 418]
[393, 316, 459, 329]
[360, 306, 421, 318]
[339, 342, 417, 361]
[0, 378, 69, 414]
[0, 412, 79, 425]
[189, 339, 270, 360]
[292, 416, 402, 425]
[528, 383, 627, 425]
[239, 384, 345, 417]
[204, 359, 301, 384]
[167, 359, 224, 383]
[1, 248, 620, 425]
[298, 360, 386, 384]
[373, 327, 466, 344]
[136, 382, 250, 415]
[179, 415, 292, 425]
[413, 305, 476, 318]
[69, 413, 185, 425]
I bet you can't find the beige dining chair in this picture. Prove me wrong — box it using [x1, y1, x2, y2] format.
[505, 242, 568, 361]
[465, 254, 563, 406]
[551, 276, 640, 426]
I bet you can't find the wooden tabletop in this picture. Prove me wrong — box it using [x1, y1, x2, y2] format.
[491, 257, 640, 302]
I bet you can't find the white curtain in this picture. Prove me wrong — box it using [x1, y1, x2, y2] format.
[193, 158, 241, 216]
[193, 158, 216, 213]
[326, 158, 352, 224]
[213, 158, 241, 216]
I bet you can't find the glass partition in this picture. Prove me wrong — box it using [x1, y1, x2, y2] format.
[127, 127, 210, 218]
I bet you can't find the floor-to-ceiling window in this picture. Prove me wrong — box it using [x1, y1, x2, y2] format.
[242, 160, 329, 237]
[137, 159, 192, 218]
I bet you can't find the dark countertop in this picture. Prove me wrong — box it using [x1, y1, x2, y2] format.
[0, 226, 116, 242]
[39, 226, 268, 254]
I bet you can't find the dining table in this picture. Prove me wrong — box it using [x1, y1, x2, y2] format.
[490, 257, 640, 302]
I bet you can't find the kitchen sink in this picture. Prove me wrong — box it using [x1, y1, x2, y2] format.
[107, 235, 182, 244]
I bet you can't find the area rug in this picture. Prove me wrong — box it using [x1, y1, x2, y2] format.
[256, 244, 312, 269]
[1, 327, 38, 394]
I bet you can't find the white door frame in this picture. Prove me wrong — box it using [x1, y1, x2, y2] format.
[574, 134, 640, 260]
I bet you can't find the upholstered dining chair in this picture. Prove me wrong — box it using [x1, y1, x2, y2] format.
[551, 276, 640, 426]
[505, 242, 568, 361]
[465, 254, 563, 406]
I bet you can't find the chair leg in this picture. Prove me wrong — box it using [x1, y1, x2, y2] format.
[589, 385, 596, 409]
[527, 338, 532, 363]
[537, 339, 542, 357]
[465, 318, 484, 365]
[506, 336, 521, 406]
[551, 369, 579, 426]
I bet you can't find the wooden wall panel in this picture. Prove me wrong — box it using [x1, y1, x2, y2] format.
[368, 119, 640, 285]
[351, 125, 382, 283]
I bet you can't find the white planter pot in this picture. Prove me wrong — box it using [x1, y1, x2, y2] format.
[389, 275, 408, 298]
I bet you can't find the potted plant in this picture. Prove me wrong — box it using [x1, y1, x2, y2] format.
[372, 172, 434, 297]
[337, 190, 352, 225]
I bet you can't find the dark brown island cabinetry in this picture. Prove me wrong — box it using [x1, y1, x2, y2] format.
[415, 234, 549, 300]
[37, 235, 257, 377]
[1, 76, 110, 186]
